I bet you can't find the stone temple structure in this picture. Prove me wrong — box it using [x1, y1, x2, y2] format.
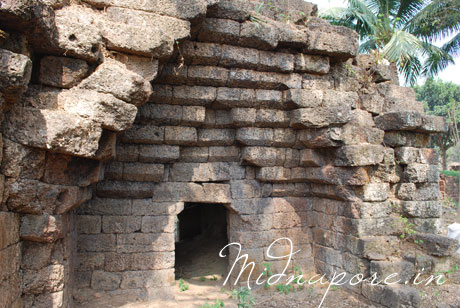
[0, 0, 459, 307]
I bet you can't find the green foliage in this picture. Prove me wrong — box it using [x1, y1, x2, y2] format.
[200, 276, 206, 282]
[200, 299, 225, 308]
[231, 287, 255, 308]
[440, 170, 460, 178]
[321, 0, 457, 85]
[261, 262, 273, 289]
[178, 279, 189, 292]
[414, 78, 460, 168]
[398, 215, 424, 246]
[275, 284, 296, 294]
[211, 275, 218, 281]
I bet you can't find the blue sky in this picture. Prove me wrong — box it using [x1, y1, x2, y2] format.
[308, 0, 460, 85]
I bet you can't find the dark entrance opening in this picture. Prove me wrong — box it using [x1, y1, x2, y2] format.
[175, 203, 228, 280]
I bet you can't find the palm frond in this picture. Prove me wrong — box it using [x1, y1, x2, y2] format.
[399, 55, 423, 86]
[396, 0, 428, 25]
[381, 30, 423, 63]
[421, 42, 455, 76]
[359, 38, 378, 53]
[443, 33, 460, 57]
[409, 0, 460, 41]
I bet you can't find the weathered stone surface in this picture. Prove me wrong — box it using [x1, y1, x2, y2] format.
[0, 48, 32, 102]
[375, 111, 448, 133]
[23, 265, 65, 294]
[20, 214, 64, 243]
[53, 6, 102, 62]
[91, 271, 121, 291]
[241, 146, 285, 167]
[102, 7, 190, 57]
[3, 107, 102, 157]
[83, 0, 208, 20]
[404, 163, 439, 183]
[297, 128, 342, 148]
[139, 145, 180, 163]
[400, 201, 442, 218]
[0, 212, 19, 250]
[170, 162, 245, 182]
[164, 126, 197, 145]
[335, 144, 385, 166]
[305, 18, 359, 58]
[291, 105, 352, 128]
[370, 260, 415, 283]
[414, 233, 460, 257]
[377, 83, 423, 113]
[239, 21, 279, 50]
[1, 138, 46, 179]
[39, 56, 88, 88]
[361, 183, 390, 202]
[198, 18, 240, 44]
[5, 178, 91, 214]
[79, 58, 152, 105]
[96, 181, 155, 198]
[294, 53, 330, 74]
[122, 163, 164, 182]
[236, 127, 274, 146]
[152, 182, 231, 203]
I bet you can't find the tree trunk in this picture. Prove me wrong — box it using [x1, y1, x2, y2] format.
[441, 145, 448, 171]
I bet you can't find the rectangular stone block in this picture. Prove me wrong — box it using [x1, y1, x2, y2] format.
[76, 215, 101, 234]
[132, 200, 180, 216]
[297, 128, 342, 148]
[230, 180, 262, 199]
[231, 108, 257, 126]
[220, 44, 259, 70]
[77, 198, 132, 216]
[141, 215, 175, 233]
[181, 106, 206, 126]
[122, 162, 164, 182]
[208, 146, 239, 162]
[236, 127, 273, 146]
[152, 182, 231, 203]
[78, 234, 117, 252]
[117, 233, 174, 253]
[180, 146, 209, 162]
[0, 212, 19, 250]
[197, 18, 241, 44]
[272, 128, 296, 147]
[258, 50, 294, 72]
[169, 162, 245, 182]
[197, 128, 235, 146]
[255, 109, 290, 127]
[129, 251, 174, 270]
[96, 181, 154, 198]
[294, 53, 330, 74]
[404, 163, 439, 183]
[256, 167, 291, 182]
[116, 144, 139, 162]
[335, 145, 385, 166]
[172, 85, 217, 106]
[181, 41, 222, 66]
[241, 146, 285, 167]
[187, 65, 229, 87]
[164, 126, 197, 145]
[102, 215, 141, 234]
[139, 104, 182, 125]
[139, 145, 180, 163]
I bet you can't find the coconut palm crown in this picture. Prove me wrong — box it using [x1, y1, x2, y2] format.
[321, 0, 459, 86]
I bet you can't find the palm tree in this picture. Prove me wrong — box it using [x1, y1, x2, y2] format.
[321, 0, 457, 86]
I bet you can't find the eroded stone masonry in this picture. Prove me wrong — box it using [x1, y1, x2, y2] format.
[0, 0, 459, 307]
